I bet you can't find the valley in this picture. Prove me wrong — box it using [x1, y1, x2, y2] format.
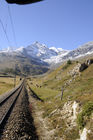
[0, 0, 93, 139]
[0, 41, 93, 140]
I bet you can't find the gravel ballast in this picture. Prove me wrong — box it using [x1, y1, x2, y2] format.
[0, 85, 38, 140]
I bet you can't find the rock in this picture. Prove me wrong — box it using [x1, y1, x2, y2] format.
[79, 59, 93, 72]
[72, 101, 79, 119]
[79, 63, 88, 72]
[67, 63, 81, 77]
[60, 101, 81, 128]
[86, 59, 93, 66]
[80, 128, 88, 140]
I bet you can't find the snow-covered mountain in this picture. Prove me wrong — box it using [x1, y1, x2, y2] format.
[0, 47, 13, 53]
[6, 41, 69, 61]
[44, 42, 93, 64]
[0, 41, 93, 65]
[24, 42, 58, 59]
[59, 41, 93, 61]
[15, 42, 69, 62]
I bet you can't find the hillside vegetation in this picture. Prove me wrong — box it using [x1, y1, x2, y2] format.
[28, 58, 93, 140]
[0, 77, 20, 95]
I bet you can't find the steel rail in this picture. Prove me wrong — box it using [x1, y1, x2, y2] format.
[0, 81, 24, 133]
[0, 80, 23, 106]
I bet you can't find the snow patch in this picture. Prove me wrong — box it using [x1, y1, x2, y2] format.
[15, 47, 24, 52]
[49, 47, 63, 53]
[44, 51, 69, 64]
[0, 47, 13, 53]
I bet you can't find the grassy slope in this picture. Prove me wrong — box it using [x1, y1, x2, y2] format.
[28, 59, 93, 140]
[0, 77, 20, 95]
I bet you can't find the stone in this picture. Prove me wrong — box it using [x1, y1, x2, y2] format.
[86, 59, 93, 66]
[79, 63, 88, 72]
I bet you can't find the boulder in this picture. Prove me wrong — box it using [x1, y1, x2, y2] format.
[79, 63, 88, 72]
[86, 59, 93, 66]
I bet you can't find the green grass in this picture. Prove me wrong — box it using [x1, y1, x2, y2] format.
[77, 101, 93, 129]
[30, 87, 59, 101]
[28, 60, 93, 113]
[28, 82, 61, 117]
[27, 59, 93, 139]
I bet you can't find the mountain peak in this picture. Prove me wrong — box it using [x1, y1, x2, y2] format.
[0, 47, 13, 53]
[33, 41, 41, 45]
[78, 41, 93, 49]
[25, 42, 58, 59]
[32, 41, 47, 49]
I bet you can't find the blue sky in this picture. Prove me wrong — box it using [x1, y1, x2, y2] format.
[0, 0, 93, 50]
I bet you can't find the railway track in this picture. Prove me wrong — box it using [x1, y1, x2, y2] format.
[0, 80, 24, 133]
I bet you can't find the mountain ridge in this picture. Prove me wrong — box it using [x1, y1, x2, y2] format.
[0, 41, 93, 75]
[1, 41, 93, 65]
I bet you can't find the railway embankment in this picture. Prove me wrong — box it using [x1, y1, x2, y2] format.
[0, 83, 38, 140]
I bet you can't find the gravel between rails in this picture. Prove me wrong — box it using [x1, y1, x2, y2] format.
[0, 85, 38, 140]
[0, 87, 22, 125]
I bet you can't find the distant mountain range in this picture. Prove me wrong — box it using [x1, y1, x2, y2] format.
[0, 41, 93, 75]
[44, 41, 93, 64]
[0, 41, 69, 63]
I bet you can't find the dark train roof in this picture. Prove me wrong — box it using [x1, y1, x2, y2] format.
[6, 0, 43, 5]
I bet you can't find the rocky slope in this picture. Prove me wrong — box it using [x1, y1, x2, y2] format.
[28, 56, 93, 140]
